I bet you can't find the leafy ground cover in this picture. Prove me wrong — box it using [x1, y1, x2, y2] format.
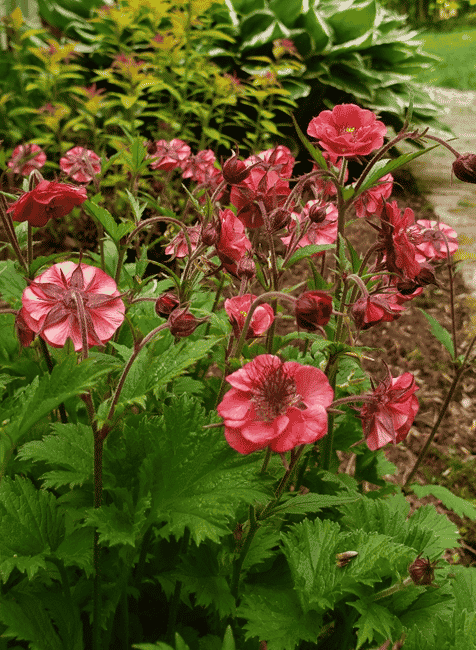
[414, 27, 476, 89]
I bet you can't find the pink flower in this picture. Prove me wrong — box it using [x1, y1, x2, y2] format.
[181, 149, 218, 183]
[217, 354, 334, 454]
[20, 262, 125, 351]
[230, 167, 291, 229]
[281, 201, 338, 252]
[216, 209, 252, 275]
[414, 219, 458, 261]
[148, 138, 191, 172]
[246, 145, 295, 177]
[165, 224, 201, 259]
[307, 104, 387, 158]
[8, 143, 46, 176]
[354, 173, 393, 218]
[357, 371, 419, 451]
[60, 146, 101, 183]
[7, 180, 88, 227]
[351, 293, 406, 330]
[224, 294, 274, 339]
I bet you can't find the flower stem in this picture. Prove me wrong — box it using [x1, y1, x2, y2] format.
[166, 528, 190, 643]
[404, 333, 476, 487]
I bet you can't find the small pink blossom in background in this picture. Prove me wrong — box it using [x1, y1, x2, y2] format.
[7, 180, 88, 228]
[8, 143, 46, 176]
[60, 146, 101, 183]
[165, 224, 201, 259]
[181, 149, 219, 184]
[414, 219, 458, 261]
[20, 262, 125, 351]
[354, 173, 393, 218]
[246, 145, 295, 177]
[351, 293, 406, 330]
[216, 209, 252, 275]
[224, 294, 274, 339]
[357, 371, 419, 451]
[307, 104, 387, 158]
[281, 201, 338, 252]
[148, 138, 191, 172]
[217, 354, 334, 454]
[230, 167, 291, 229]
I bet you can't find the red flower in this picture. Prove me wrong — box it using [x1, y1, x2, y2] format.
[148, 138, 191, 172]
[216, 209, 252, 275]
[217, 354, 334, 454]
[378, 201, 421, 280]
[8, 143, 46, 176]
[351, 293, 405, 330]
[224, 294, 274, 339]
[165, 224, 201, 259]
[222, 153, 250, 185]
[59, 146, 101, 183]
[307, 104, 387, 158]
[168, 307, 205, 338]
[414, 219, 458, 261]
[246, 145, 295, 177]
[281, 201, 338, 252]
[357, 371, 419, 451]
[20, 262, 125, 351]
[295, 291, 333, 331]
[230, 167, 291, 229]
[7, 180, 87, 227]
[181, 149, 219, 184]
[354, 173, 393, 218]
[155, 292, 180, 317]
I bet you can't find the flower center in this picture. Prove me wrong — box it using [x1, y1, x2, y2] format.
[252, 364, 304, 421]
[62, 289, 84, 310]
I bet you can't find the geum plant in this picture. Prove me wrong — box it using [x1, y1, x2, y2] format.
[1, 104, 476, 650]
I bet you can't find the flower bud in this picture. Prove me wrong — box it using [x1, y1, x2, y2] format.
[295, 291, 333, 331]
[237, 255, 256, 280]
[408, 554, 437, 585]
[415, 266, 437, 286]
[453, 153, 476, 184]
[155, 292, 180, 317]
[15, 309, 35, 347]
[168, 307, 206, 338]
[268, 207, 291, 232]
[222, 153, 250, 185]
[308, 203, 328, 224]
[201, 221, 220, 247]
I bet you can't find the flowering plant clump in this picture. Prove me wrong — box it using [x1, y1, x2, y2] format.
[0, 82, 474, 650]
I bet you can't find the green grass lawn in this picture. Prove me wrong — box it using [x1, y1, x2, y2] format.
[414, 27, 476, 90]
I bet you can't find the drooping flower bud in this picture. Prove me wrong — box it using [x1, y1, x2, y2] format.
[168, 307, 207, 338]
[15, 309, 36, 347]
[453, 153, 476, 184]
[155, 292, 180, 318]
[408, 554, 437, 585]
[308, 203, 328, 224]
[295, 291, 333, 331]
[268, 207, 291, 232]
[201, 221, 220, 247]
[237, 254, 256, 280]
[222, 153, 250, 185]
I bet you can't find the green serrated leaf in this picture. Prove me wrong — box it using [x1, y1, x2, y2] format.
[0, 477, 65, 581]
[84, 496, 150, 548]
[0, 259, 27, 307]
[418, 308, 455, 359]
[83, 199, 118, 241]
[351, 600, 401, 650]
[285, 244, 334, 268]
[410, 484, 476, 520]
[273, 492, 361, 515]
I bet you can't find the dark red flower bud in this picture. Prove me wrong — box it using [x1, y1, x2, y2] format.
[201, 221, 220, 247]
[15, 309, 35, 347]
[222, 154, 250, 185]
[453, 153, 476, 184]
[237, 255, 256, 280]
[415, 266, 438, 286]
[168, 307, 206, 338]
[155, 292, 180, 317]
[408, 554, 437, 585]
[268, 207, 291, 232]
[308, 203, 328, 224]
[295, 291, 333, 331]
[396, 279, 420, 295]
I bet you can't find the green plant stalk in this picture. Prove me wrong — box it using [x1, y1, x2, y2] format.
[372, 576, 413, 601]
[404, 332, 476, 486]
